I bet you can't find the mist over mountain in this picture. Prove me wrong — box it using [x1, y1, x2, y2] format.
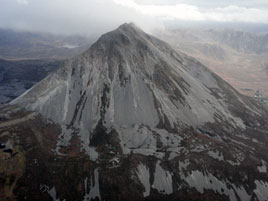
[164, 21, 268, 33]
[1, 23, 268, 201]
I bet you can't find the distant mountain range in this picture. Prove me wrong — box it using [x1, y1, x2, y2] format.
[201, 29, 268, 54]
[0, 28, 94, 60]
[155, 29, 268, 96]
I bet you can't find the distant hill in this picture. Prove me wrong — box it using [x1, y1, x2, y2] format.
[0, 29, 96, 104]
[0, 59, 61, 104]
[204, 29, 268, 54]
[0, 29, 94, 60]
[155, 29, 268, 96]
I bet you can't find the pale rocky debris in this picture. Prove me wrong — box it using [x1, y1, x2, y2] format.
[254, 180, 268, 201]
[83, 169, 101, 201]
[207, 150, 224, 161]
[257, 160, 267, 173]
[152, 161, 173, 195]
[181, 170, 252, 201]
[136, 163, 151, 197]
[40, 185, 64, 201]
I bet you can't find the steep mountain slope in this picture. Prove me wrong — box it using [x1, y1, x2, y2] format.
[155, 29, 268, 96]
[1, 23, 268, 201]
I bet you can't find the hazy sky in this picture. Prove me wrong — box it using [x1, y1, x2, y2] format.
[1, 0, 268, 35]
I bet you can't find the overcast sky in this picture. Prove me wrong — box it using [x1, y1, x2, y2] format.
[1, 0, 268, 35]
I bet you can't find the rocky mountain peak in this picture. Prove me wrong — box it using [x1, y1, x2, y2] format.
[88, 22, 157, 61]
[11, 23, 267, 137]
[117, 22, 141, 33]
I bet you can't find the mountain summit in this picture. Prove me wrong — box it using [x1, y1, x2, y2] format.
[1, 23, 268, 201]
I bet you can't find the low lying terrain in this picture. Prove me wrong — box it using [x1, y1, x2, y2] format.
[0, 28, 93, 60]
[0, 59, 61, 104]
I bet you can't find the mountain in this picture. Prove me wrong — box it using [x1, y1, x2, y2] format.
[0, 28, 94, 60]
[203, 29, 268, 54]
[1, 23, 268, 201]
[155, 29, 268, 96]
[0, 59, 61, 105]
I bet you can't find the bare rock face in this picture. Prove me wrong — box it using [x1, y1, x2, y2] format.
[1, 23, 268, 201]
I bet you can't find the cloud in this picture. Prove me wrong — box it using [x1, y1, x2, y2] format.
[0, 0, 268, 36]
[134, 0, 184, 5]
[16, 0, 29, 5]
[206, 5, 268, 23]
[114, 0, 204, 21]
[113, 0, 268, 23]
[0, 0, 160, 35]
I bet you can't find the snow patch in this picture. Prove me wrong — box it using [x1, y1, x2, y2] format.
[181, 170, 251, 201]
[136, 163, 151, 197]
[40, 185, 65, 201]
[84, 169, 101, 201]
[257, 160, 267, 173]
[207, 150, 224, 161]
[254, 180, 268, 201]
